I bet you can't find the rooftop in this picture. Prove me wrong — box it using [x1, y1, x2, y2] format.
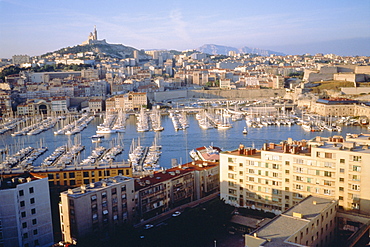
[0, 173, 45, 190]
[247, 196, 336, 247]
[62, 175, 133, 198]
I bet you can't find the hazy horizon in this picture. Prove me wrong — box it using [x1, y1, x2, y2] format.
[1, 0, 369, 58]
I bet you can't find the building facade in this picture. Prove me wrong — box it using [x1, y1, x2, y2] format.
[0, 174, 54, 247]
[59, 176, 135, 244]
[220, 136, 370, 215]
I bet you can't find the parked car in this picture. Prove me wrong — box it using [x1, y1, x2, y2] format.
[144, 224, 154, 230]
[172, 211, 181, 217]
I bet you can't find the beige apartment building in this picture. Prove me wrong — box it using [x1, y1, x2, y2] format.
[220, 136, 370, 215]
[106, 92, 147, 112]
[245, 196, 338, 247]
[59, 176, 136, 244]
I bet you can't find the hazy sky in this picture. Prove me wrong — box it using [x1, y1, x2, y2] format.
[0, 0, 369, 58]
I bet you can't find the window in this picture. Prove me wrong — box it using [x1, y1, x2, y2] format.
[228, 189, 237, 195]
[34, 239, 39, 246]
[228, 157, 236, 163]
[352, 184, 360, 191]
[325, 153, 333, 159]
[83, 171, 89, 177]
[324, 171, 332, 177]
[228, 165, 235, 171]
[285, 170, 289, 174]
[29, 187, 34, 194]
[340, 168, 345, 173]
[285, 161, 290, 165]
[21, 211, 26, 218]
[22, 222, 27, 228]
[33, 229, 38, 235]
[20, 201, 25, 207]
[353, 166, 361, 172]
[324, 180, 331, 186]
[307, 186, 311, 192]
[70, 180, 76, 186]
[19, 190, 24, 196]
[32, 219, 37, 225]
[339, 177, 344, 182]
[30, 198, 35, 204]
[352, 156, 361, 162]
[273, 172, 278, 178]
[91, 195, 97, 201]
[296, 176, 303, 181]
[340, 159, 345, 164]
[239, 171, 243, 175]
[324, 189, 331, 195]
[23, 232, 28, 239]
[121, 185, 126, 192]
[316, 170, 320, 176]
[296, 184, 303, 190]
[352, 175, 360, 181]
[307, 178, 312, 183]
[102, 192, 107, 198]
[339, 187, 344, 191]
[112, 188, 117, 195]
[272, 164, 279, 169]
[48, 173, 54, 179]
[84, 179, 89, 184]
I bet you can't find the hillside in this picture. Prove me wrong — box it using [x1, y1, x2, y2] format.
[43, 43, 151, 60]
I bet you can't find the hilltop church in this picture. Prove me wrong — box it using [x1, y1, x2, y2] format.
[82, 26, 107, 45]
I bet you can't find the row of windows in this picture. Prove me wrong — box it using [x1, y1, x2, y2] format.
[20, 198, 35, 207]
[18, 187, 34, 197]
[47, 169, 130, 180]
[22, 219, 37, 229]
[21, 208, 36, 218]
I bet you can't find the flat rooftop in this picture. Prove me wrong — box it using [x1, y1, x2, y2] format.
[246, 196, 336, 247]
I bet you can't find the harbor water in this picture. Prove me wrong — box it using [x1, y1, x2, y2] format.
[0, 114, 369, 170]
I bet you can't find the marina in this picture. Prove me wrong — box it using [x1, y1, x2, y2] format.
[1, 107, 370, 173]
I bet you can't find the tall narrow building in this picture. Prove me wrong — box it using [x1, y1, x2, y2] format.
[0, 174, 54, 247]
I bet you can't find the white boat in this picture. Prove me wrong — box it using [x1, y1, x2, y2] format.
[243, 127, 248, 134]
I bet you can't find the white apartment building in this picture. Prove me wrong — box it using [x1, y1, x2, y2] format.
[220, 136, 370, 215]
[0, 174, 54, 247]
[59, 176, 135, 244]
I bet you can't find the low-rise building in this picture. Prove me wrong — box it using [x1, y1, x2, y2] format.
[245, 196, 337, 247]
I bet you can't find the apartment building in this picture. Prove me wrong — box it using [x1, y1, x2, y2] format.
[135, 160, 219, 222]
[220, 136, 370, 215]
[245, 196, 338, 247]
[59, 176, 135, 244]
[0, 174, 54, 247]
[1, 162, 132, 187]
[88, 98, 104, 113]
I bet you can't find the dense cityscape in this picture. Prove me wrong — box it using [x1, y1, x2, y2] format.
[1, 15, 370, 247]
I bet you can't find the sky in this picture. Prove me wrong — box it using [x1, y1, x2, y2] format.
[0, 0, 369, 58]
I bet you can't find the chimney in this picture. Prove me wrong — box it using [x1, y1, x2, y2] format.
[313, 201, 317, 205]
[269, 143, 275, 149]
[26, 177, 32, 183]
[293, 212, 303, 218]
[263, 143, 268, 151]
[253, 233, 258, 237]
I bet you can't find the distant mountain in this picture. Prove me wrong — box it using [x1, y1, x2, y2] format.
[43, 42, 151, 59]
[196, 44, 285, 56]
